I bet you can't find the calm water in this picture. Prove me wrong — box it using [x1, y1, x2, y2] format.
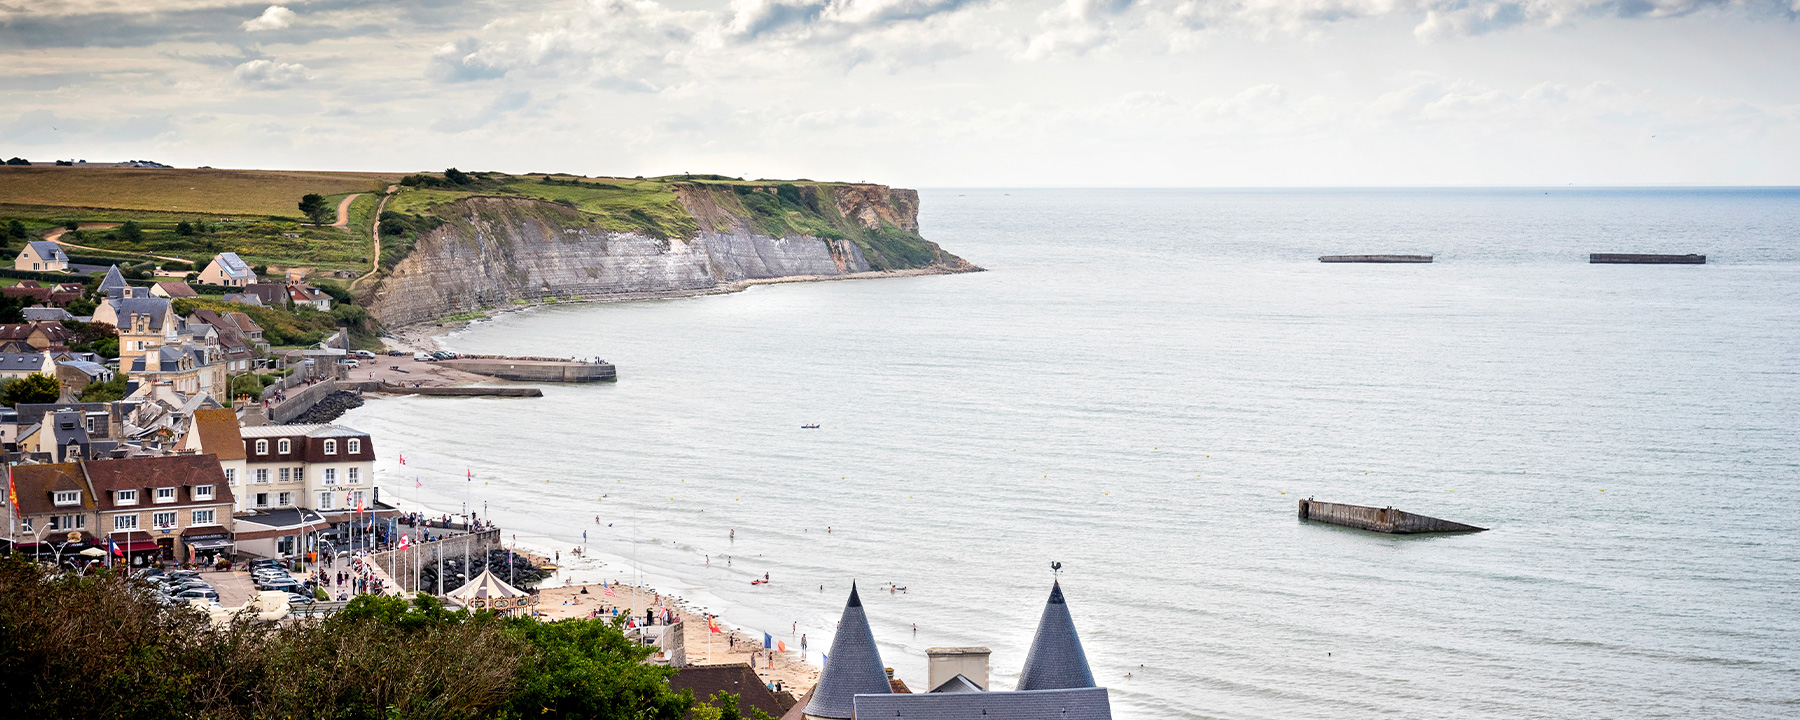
[345, 188, 1800, 719]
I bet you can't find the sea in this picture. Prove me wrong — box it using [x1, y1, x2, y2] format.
[341, 188, 1800, 719]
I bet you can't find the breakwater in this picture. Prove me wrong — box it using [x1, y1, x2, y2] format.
[438, 356, 615, 382]
[1297, 499, 1485, 534]
[1319, 255, 1434, 263]
[1590, 253, 1706, 264]
[377, 384, 543, 397]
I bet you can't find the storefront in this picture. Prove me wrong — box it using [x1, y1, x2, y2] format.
[109, 530, 164, 567]
[182, 529, 236, 566]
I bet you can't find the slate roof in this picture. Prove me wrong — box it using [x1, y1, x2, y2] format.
[213, 252, 254, 279]
[928, 674, 984, 694]
[0, 352, 49, 372]
[852, 687, 1112, 720]
[803, 583, 892, 719]
[99, 265, 129, 294]
[1016, 581, 1097, 692]
[112, 297, 173, 330]
[238, 423, 369, 438]
[23, 307, 75, 322]
[25, 241, 68, 262]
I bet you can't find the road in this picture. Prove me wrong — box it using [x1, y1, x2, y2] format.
[330, 193, 364, 229]
[350, 185, 397, 290]
[44, 223, 194, 265]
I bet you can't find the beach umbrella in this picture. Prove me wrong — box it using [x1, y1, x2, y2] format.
[79, 547, 106, 558]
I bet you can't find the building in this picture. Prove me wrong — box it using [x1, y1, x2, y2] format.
[14, 241, 69, 272]
[796, 582, 1112, 720]
[240, 283, 288, 307]
[0, 321, 76, 352]
[186, 308, 259, 374]
[287, 284, 332, 311]
[130, 343, 226, 399]
[22, 306, 76, 323]
[54, 359, 112, 393]
[199, 252, 256, 287]
[6, 455, 237, 566]
[98, 265, 131, 298]
[238, 424, 376, 517]
[151, 281, 199, 299]
[671, 664, 797, 719]
[179, 407, 248, 512]
[97, 296, 178, 368]
[0, 351, 55, 380]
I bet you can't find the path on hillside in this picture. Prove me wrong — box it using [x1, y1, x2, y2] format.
[331, 193, 365, 230]
[350, 185, 397, 291]
[45, 223, 195, 265]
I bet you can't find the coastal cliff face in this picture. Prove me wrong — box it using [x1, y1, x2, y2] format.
[366, 184, 972, 328]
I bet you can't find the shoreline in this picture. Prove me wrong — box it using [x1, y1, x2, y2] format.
[382, 266, 975, 355]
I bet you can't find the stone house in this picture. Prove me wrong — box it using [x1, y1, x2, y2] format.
[6, 455, 237, 565]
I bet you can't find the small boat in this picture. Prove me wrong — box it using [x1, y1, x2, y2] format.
[750, 579, 768, 585]
[801, 424, 820, 429]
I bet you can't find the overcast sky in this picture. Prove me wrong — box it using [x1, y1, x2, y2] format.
[3, 0, 1797, 185]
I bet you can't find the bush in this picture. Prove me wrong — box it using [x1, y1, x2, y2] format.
[79, 374, 127, 402]
[116, 220, 143, 242]
[0, 373, 61, 405]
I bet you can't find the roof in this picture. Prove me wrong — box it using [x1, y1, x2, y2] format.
[190, 407, 246, 460]
[80, 454, 235, 510]
[224, 312, 262, 334]
[0, 352, 48, 371]
[212, 252, 254, 279]
[233, 508, 327, 533]
[1015, 582, 1096, 692]
[23, 307, 75, 322]
[111, 297, 173, 330]
[155, 281, 199, 298]
[669, 664, 796, 719]
[238, 423, 369, 439]
[56, 360, 108, 378]
[446, 569, 533, 610]
[99, 265, 129, 293]
[24, 241, 68, 262]
[8, 462, 94, 517]
[852, 687, 1112, 720]
[243, 284, 287, 305]
[803, 583, 892, 719]
[928, 674, 984, 694]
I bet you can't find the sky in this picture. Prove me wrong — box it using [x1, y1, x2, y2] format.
[2, 0, 1798, 186]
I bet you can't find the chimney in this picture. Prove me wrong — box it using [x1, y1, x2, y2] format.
[926, 647, 990, 692]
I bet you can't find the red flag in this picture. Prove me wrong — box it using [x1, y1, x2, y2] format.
[708, 615, 722, 633]
[6, 464, 17, 514]
[399, 454, 406, 465]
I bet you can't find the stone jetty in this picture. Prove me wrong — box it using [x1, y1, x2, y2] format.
[1297, 499, 1485, 534]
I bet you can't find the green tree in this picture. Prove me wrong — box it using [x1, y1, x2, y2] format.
[503, 616, 693, 720]
[297, 193, 331, 225]
[116, 220, 144, 242]
[1, 373, 62, 405]
[4, 157, 29, 166]
[79, 374, 127, 402]
[175, 220, 194, 236]
[443, 167, 472, 185]
[5, 219, 25, 240]
[63, 220, 78, 232]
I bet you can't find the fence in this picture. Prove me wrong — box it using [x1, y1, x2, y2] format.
[369, 528, 502, 594]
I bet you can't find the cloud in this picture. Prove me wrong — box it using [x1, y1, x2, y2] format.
[429, 37, 508, 82]
[431, 89, 534, 132]
[234, 58, 312, 88]
[242, 5, 296, 32]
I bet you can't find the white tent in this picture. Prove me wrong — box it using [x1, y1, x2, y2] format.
[446, 568, 537, 613]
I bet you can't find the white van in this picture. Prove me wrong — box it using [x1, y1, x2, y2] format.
[414, 352, 434, 362]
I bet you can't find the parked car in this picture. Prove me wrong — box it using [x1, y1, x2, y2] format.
[165, 580, 211, 593]
[387, 350, 403, 356]
[430, 351, 454, 360]
[285, 593, 317, 605]
[414, 352, 435, 362]
[353, 350, 376, 359]
[248, 559, 285, 570]
[170, 588, 219, 602]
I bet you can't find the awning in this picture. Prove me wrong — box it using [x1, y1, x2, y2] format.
[185, 538, 235, 551]
[113, 540, 160, 553]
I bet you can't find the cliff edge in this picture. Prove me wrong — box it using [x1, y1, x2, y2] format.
[365, 180, 975, 328]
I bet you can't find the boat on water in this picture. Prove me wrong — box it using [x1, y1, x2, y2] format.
[801, 424, 820, 429]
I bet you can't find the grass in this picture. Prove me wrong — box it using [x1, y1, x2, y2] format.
[0, 167, 399, 218]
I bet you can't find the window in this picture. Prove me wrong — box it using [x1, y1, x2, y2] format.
[155, 487, 175, 504]
[347, 438, 361, 454]
[116, 489, 138, 505]
[255, 439, 268, 454]
[323, 440, 337, 454]
[114, 514, 138, 530]
[254, 493, 269, 508]
[347, 468, 360, 483]
[352, 491, 366, 508]
[277, 492, 293, 507]
[223, 468, 237, 484]
[254, 468, 269, 483]
[21, 517, 33, 532]
[191, 509, 215, 525]
[279, 468, 290, 482]
[277, 439, 291, 454]
[49, 515, 84, 530]
[53, 490, 79, 506]
[152, 511, 176, 529]
[318, 492, 334, 510]
[323, 468, 337, 485]
[193, 485, 214, 500]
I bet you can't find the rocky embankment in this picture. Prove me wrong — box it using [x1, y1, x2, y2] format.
[365, 183, 976, 328]
[290, 391, 365, 424]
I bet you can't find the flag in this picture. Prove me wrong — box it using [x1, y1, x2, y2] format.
[708, 615, 721, 633]
[398, 534, 410, 550]
[764, 633, 772, 649]
[5, 464, 16, 515]
[821, 653, 828, 666]
[414, 477, 421, 489]
[604, 586, 618, 597]
[108, 538, 121, 557]
[467, 469, 472, 482]
[399, 454, 406, 465]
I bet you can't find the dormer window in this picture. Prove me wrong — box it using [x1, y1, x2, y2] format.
[116, 489, 138, 505]
[323, 440, 337, 454]
[193, 485, 214, 500]
[255, 439, 268, 454]
[278, 439, 291, 454]
[53, 490, 79, 506]
[347, 438, 361, 454]
[155, 487, 176, 504]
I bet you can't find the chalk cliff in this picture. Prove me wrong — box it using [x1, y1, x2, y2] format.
[365, 183, 974, 328]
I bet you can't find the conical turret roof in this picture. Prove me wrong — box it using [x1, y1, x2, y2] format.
[100, 265, 129, 296]
[803, 582, 890, 718]
[1016, 581, 1096, 691]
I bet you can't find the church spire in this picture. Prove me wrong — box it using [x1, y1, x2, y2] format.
[1016, 580, 1096, 691]
[803, 582, 891, 719]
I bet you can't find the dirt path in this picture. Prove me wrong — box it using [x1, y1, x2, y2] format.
[351, 186, 396, 290]
[44, 223, 194, 265]
[331, 193, 364, 230]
